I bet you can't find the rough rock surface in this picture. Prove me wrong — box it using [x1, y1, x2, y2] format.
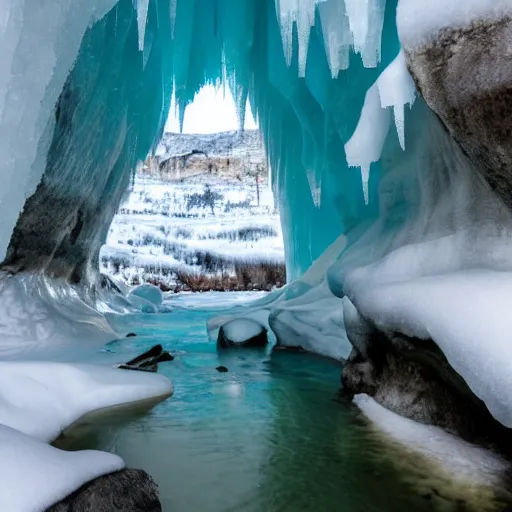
[404, 16, 512, 209]
[47, 469, 162, 512]
[341, 322, 512, 457]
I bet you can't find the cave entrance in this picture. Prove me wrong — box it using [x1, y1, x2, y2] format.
[100, 84, 285, 293]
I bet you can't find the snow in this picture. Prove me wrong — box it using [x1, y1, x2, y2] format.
[345, 50, 416, 203]
[222, 318, 265, 343]
[354, 394, 508, 486]
[348, 272, 512, 429]
[377, 50, 416, 150]
[397, 0, 512, 50]
[0, 361, 173, 443]
[101, 171, 283, 288]
[0, 424, 124, 512]
[345, 83, 391, 204]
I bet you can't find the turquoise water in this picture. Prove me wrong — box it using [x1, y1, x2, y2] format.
[60, 294, 503, 512]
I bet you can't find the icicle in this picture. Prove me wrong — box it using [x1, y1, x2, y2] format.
[307, 169, 321, 208]
[345, 0, 386, 68]
[318, 0, 353, 79]
[360, 164, 370, 205]
[296, 0, 318, 77]
[276, 0, 298, 66]
[345, 83, 392, 204]
[136, 0, 149, 51]
[170, 0, 177, 38]
[377, 50, 416, 150]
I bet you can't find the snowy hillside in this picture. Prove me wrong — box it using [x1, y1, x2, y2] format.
[101, 131, 285, 292]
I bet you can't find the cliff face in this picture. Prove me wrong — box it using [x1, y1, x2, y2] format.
[143, 130, 268, 184]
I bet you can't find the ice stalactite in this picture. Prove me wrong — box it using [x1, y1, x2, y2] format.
[345, 83, 391, 205]
[377, 50, 416, 150]
[317, 0, 353, 78]
[137, 0, 150, 51]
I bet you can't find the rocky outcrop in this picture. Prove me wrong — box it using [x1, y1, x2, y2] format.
[404, 16, 512, 209]
[47, 469, 161, 512]
[341, 320, 512, 457]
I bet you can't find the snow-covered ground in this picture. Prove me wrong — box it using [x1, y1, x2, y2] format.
[101, 171, 285, 292]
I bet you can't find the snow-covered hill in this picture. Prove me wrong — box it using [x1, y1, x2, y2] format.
[101, 131, 284, 292]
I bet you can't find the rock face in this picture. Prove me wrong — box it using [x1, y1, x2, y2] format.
[341, 322, 512, 457]
[217, 319, 268, 348]
[47, 469, 162, 511]
[404, 16, 512, 209]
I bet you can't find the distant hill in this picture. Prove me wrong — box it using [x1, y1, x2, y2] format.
[142, 130, 267, 183]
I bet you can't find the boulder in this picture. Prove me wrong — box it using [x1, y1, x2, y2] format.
[402, 16, 512, 209]
[47, 469, 161, 511]
[217, 318, 268, 348]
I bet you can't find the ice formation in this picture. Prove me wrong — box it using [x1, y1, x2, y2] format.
[221, 318, 266, 344]
[0, 0, 511, 494]
[0, 361, 173, 442]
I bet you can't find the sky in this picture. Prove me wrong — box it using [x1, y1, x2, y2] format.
[165, 84, 258, 134]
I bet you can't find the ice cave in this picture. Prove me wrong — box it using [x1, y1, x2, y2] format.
[1, 0, 512, 510]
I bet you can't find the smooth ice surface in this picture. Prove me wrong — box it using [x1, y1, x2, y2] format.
[0, 425, 124, 512]
[0, 0, 118, 262]
[354, 394, 508, 485]
[129, 284, 163, 307]
[0, 361, 173, 442]
[397, 0, 512, 49]
[222, 318, 266, 343]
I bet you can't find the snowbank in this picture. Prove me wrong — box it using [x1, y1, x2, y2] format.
[0, 361, 173, 443]
[0, 424, 124, 512]
[354, 394, 508, 485]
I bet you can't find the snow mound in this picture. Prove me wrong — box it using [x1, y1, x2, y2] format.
[128, 284, 163, 308]
[354, 394, 508, 485]
[0, 361, 173, 443]
[221, 318, 266, 344]
[0, 424, 124, 512]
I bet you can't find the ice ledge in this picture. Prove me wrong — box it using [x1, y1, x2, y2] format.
[0, 361, 173, 443]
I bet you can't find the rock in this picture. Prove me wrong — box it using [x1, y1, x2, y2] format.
[126, 332, 137, 338]
[403, 16, 512, 209]
[217, 318, 268, 348]
[119, 345, 174, 373]
[341, 316, 512, 457]
[47, 468, 162, 511]
[216, 366, 229, 373]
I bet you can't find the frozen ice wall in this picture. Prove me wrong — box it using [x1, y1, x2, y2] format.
[0, 0, 403, 284]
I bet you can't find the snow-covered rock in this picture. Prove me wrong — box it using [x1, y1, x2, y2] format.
[217, 318, 268, 348]
[0, 424, 124, 512]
